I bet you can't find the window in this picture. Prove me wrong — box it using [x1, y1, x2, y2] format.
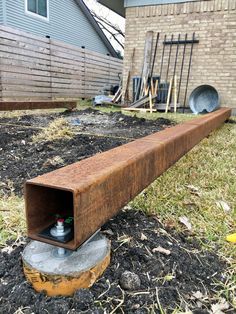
[26, 0, 49, 20]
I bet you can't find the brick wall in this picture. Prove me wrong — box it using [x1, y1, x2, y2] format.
[123, 0, 236, 110]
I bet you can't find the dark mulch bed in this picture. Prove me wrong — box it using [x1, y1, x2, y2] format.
[0, 210, 229, 314]
[0, 109, 173, 196]
[0, 126, 127, 196]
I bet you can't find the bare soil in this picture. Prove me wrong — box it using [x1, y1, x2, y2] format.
[0, 108, 230, 313]
[0, 108, 173, 196]
[0, 210, 228, 313]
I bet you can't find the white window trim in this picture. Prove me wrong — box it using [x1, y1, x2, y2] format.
[25, 0, 49, 22]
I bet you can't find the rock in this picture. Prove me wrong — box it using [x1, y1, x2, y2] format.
[119, 271, 141, 290]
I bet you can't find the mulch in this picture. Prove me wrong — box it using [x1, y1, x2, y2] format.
[0, 108, 173, 196]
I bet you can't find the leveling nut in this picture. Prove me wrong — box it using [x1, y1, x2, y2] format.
[50, 219, 71, 238]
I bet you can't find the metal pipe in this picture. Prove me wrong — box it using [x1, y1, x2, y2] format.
[164, 39, 199, 45]
[177, 33, 188, 104]
[183, 32, 195, 112]
[0, 101, 76, 111]
[25, 108, 231, 250]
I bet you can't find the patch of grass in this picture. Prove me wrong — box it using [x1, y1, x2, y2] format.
[121, 109, 195, 123]
[0, 195, 26, 247]
[32, 117, 74, 143]
[0, 108, 64, 119]
[78, 100, 195, 121]
[132, 118, 236, 263]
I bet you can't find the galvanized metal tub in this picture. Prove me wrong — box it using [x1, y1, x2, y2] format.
[189, 85, 220, 114]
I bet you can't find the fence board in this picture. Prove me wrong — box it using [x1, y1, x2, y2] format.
[0, 37, 50, 54]
[1, 51, 51, 66]
[1, 72, 52, 82]
[0, 26, 123, 102]
[0, 26, 49, 43]
[2, 78, 53, 87]
[0, 45, 51, 61]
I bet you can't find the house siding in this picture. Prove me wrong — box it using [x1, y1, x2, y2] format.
[4, 0, 110, 55]
[0, 1, 3, 24]
[123, 0, 236, 109]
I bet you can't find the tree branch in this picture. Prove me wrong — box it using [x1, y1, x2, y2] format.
[96, 21, 124, 49]
[91, 10, 125, 38]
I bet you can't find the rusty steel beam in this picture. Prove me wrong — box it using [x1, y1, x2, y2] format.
[25, 108, 231, 250]
[0, 101, 77, 111]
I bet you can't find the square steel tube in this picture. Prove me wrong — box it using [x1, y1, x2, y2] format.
[25, 108, 231, 250]
[0, 101, 77, 111]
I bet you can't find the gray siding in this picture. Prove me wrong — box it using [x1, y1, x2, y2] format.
[124, 0, 197, 7]
[0, 1, 3, 24]
[4, 0, 110, 55]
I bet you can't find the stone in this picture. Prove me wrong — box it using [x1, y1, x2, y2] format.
[119, 271, 141, 290]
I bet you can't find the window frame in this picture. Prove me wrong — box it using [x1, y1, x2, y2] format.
[25, 0, 49, 22]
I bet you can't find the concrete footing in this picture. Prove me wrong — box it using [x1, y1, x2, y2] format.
[22, 233, 110, 296]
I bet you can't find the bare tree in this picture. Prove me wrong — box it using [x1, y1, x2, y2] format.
[91, 10, 125, 51]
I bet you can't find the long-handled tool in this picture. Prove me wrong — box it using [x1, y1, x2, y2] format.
[165, 34, 174, 83]
[159, 34, 166, 83]
[159, 34, 166, 103]
[173, 34, 181, 80]
[172, 34, 180, 112]
[177, 33, 188, 104]
[165, 77, 173, 113]
[174, 75, 177, 113]
[150, 32, 160, 79]
[149, 32, 160, 105]
[164, 34, 174, 103]
[183, 32, 195, 113]
[149, 91, 153, 113]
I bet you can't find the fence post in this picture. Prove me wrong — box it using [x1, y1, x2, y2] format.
[46, 36, 53, 100]
[83, 47, 86, 99]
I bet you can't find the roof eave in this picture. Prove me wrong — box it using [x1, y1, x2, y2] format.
[98, 0, 125, 17]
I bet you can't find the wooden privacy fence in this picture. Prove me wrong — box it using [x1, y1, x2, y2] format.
[0, 26, 123, 101]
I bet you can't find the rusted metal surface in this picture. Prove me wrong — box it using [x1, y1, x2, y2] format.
[0, 101, 77, 111]
[25, 108, 231, 250]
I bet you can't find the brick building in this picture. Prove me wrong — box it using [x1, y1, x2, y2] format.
[99, 0, 236, 111]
